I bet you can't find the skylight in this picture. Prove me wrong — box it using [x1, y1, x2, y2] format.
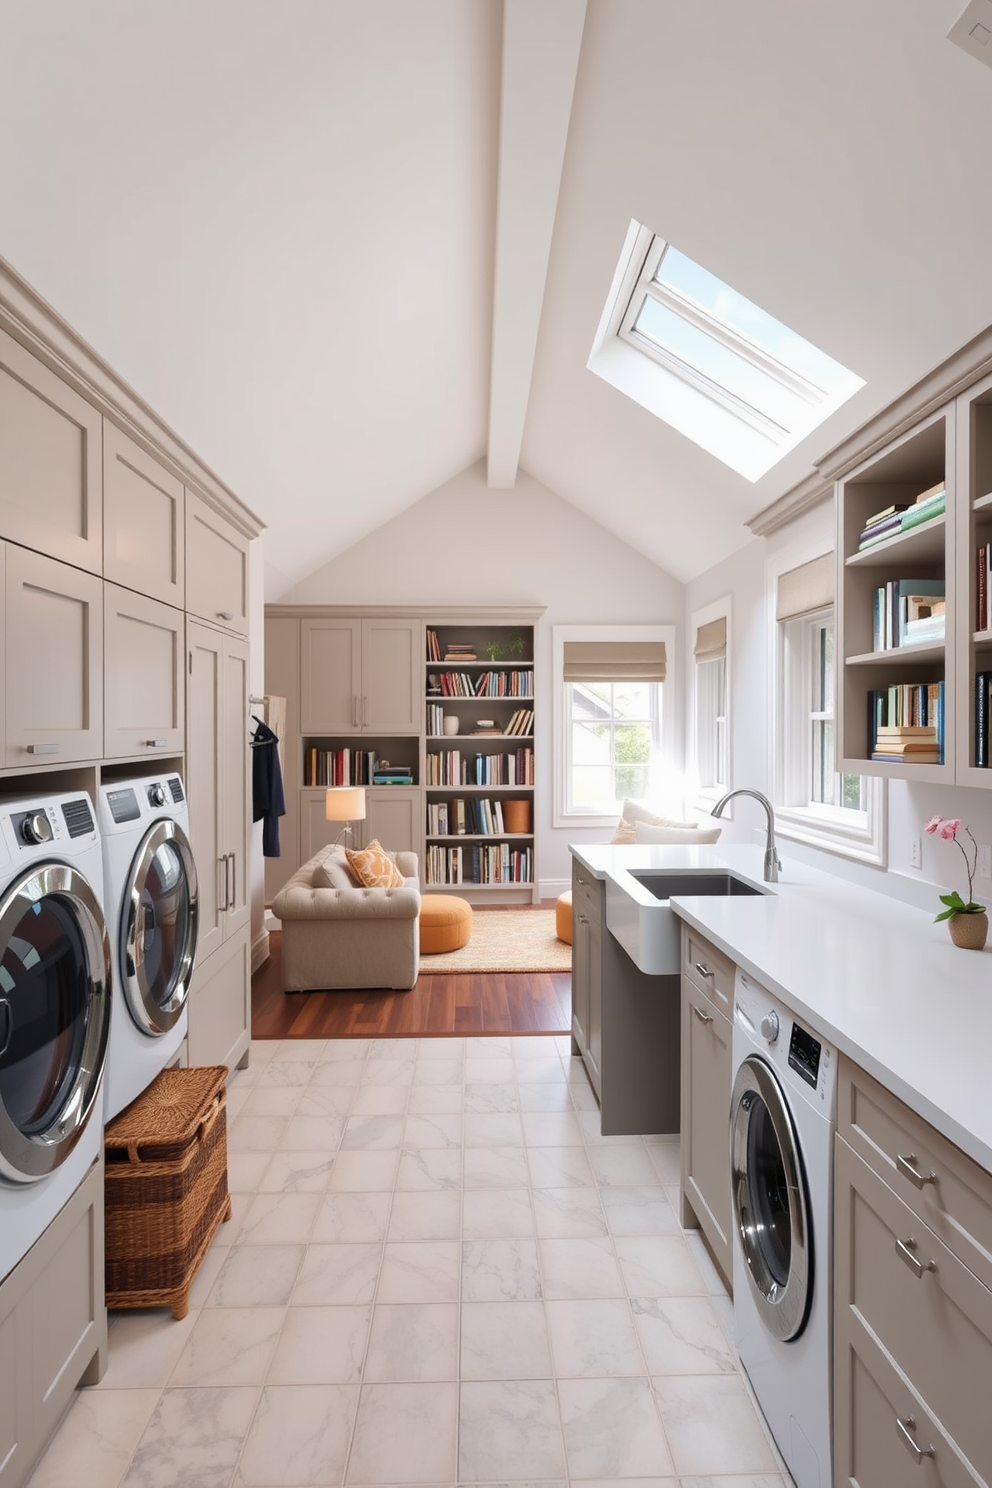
[587, 222, 865, 481]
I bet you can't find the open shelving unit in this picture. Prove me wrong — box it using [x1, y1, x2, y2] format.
[424, 622, 537, 901]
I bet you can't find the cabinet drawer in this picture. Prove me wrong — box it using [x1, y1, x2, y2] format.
[836, 1133, 992, 1477]
[681, 925, 734, 1017]
[838, 1056, 992, 1292]
[836, 1314, 986, 1488]
[571, 864, 601, 925]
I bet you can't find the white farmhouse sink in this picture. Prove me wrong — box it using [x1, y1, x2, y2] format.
[605, 867, 769, 974]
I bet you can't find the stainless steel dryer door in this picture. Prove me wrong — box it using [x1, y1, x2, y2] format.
[730, 1053, 813, 1341]
[121, 819, 198, 1036]
[0, 863, 111, 1182]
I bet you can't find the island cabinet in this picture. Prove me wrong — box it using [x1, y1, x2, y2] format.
[0, 325, 103, 575]
[834, 1055, 992, 1486]
[568, 857, 680, 1136]
[679, 924, 734, 1288]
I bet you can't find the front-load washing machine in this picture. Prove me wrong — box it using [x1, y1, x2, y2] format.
[97, 774, 198, 1122]
[0, 790, 111, 1284]
[730, 968, 838, 1488]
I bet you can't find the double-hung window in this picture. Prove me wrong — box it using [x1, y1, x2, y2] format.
[772, 552, 884, 863]
[691, 603, 730, 807]
[553, 626, 676, 825]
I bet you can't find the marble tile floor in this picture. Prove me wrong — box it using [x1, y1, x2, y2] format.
[26, 1035, 793, 1488]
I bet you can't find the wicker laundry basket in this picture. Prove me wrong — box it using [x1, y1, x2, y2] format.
[104, 1065, 232, 1319]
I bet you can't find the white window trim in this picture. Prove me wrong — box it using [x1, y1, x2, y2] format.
[689, 595, 731, 814]
[766, 544, 886, 867]
[553, 622, 677, 828]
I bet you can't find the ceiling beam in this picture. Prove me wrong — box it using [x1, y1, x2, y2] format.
[486, 0, 587, 489]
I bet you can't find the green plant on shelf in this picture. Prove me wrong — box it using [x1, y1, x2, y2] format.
[483, 639, 504, 662]
[507, 628, 527, 657]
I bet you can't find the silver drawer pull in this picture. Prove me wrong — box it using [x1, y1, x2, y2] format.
[897, 1153, 938, 1190]
[576, 874, 588, 885]
[144, 739, 167, 748]
[694, 962, 715, 978]
[692, 1004, 713, 1025]
[576, 913, 588, 924]
[896, 1237, 935, 1279]
[896, 1415, 934, 1463]
[26, 743, 60, 755]
[216, 610, 234, 621]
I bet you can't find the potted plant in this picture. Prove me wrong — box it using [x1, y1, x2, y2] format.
[925, 815, 989, 949]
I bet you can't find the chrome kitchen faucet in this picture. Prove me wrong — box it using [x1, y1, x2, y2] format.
[711, 788, 781, 883]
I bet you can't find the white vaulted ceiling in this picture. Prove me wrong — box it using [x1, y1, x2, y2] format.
[2, 0, 992, 596]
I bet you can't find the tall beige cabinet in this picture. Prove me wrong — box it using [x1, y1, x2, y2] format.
[0, 257, 263, 1488]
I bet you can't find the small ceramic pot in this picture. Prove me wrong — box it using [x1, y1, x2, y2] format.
[442, 715, 460, 736]
[948, 911, 989, 950]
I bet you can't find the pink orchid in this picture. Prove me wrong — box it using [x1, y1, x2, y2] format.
[924, 815, 942, 835]
[924, 815, 981, 915]
[939, 818, 961, 840]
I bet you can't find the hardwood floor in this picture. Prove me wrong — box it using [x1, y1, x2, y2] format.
[251, 929, 572, 1039]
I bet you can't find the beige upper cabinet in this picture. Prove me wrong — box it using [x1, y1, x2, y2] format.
[301, 617, 420, 734]
[185, 492, 250, 635]
[0, 328, 103, 573]
[103, 584, 185, 758]
[103, 421, 185, 607]
[4, 547, 103, 766]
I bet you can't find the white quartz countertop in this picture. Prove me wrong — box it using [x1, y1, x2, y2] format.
[570, 842, 992, 1175]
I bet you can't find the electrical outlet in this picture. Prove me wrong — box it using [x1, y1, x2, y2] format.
[910, 836, 922, 869]
[980, 844, 992, 880]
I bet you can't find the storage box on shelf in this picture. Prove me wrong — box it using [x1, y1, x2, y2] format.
[424, 623, 537, 902]
[837, 409, 953, 780]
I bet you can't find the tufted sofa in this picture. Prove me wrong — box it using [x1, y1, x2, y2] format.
[271, 846, 421, 991]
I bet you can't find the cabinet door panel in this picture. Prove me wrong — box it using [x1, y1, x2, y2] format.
[104, 584, 184, 757]
[186, 927, 250, 1072]
[186, 492, 249, 634]
[5, 547, 103, 766]
[222, 636, 250, 937]
[0, 328, 102, 573]
[364, 789, 419, 857]
[363, 619, 420, 732]
[187, 622, 224, 963]
[301, 619, 361, 733]
[30, 1199, 104, 1447]
[103, 421, 185, 606]
[681, 978, 732, 1282]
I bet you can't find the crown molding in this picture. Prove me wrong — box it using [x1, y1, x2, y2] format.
[745, 470, 833, 537]
[0, 253, 263, 539]
[265, 603, 548, 621]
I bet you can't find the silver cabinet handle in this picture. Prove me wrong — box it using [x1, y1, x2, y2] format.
[218, 854, 228, 909]
[896, 1237, 935, 1279]
[576, 913, 588, 924]
[576, 874, 588, 885]
[26, 743, 60, 755]
[363, 695, 369, 726]
[896, 1154, 937, 1190]
[217, 610, 233, 621]
[353, 695, 360, 728]
[694, 961, 715, 979]
[692, 1004, 714, 1024]
[896, 1415, 934, 1463]
[144, 739, 167, 748]
[229, 851, 236, 910]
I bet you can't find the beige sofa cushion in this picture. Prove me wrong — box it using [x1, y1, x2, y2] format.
[312, 844, 360, 890]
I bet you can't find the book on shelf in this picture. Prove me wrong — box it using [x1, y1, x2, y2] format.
[899, 488, 945, 531]
[871, 750, 942, 763]
[426, 629, 441, 661]
[868, 681, 945, 760]
[872, 578, 945, 651]
[976, 671, 992, 768]
[977, 544, 991, 633]
[859, 510, 907, 548]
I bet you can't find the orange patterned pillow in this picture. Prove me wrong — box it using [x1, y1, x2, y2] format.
[344, 839, 405, 888]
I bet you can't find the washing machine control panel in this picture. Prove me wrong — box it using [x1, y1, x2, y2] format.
[147, 783, 167, 807]
[106, 788, 141, 825]
[788, 1022, 822, 1089]
[18, 810, 53, 845]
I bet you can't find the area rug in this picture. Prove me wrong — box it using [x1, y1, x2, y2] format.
[420, 909, 571, 974]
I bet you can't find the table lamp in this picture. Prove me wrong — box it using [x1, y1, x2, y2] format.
[325, 786, 367, 846]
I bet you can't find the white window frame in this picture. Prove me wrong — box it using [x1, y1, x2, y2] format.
[689, 596, 731, 812]
[553, 623, 677, 828]
[767, 545, 886, 866]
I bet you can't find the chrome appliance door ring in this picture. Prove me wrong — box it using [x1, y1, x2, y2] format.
[0, 863, 111, 1182]
[122, 818, 199, 1035]
[730, 1053, 811, 1341]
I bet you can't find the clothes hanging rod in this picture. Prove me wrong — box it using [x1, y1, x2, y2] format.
[249, 695, 266, 704]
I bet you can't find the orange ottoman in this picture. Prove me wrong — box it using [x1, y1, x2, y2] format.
[555, 891, 572, 944]
[419, 894, 473, 954]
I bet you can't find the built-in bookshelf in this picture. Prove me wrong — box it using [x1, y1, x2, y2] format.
[424, 622, 537, 899]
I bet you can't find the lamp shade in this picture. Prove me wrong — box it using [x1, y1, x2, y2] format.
[325, 786, 367, 823]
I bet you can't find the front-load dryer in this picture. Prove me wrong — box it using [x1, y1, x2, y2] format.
[0, 790, 111, 1284]
[730, 968, 837, 1488]
[97, 774, 198, 1122]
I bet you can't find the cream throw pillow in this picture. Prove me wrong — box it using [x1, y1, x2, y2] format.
[610, 798, 700, 845]
[633, 821, 722, 844]
[312, 844, 360, 890]
[345, 839, 405, 888]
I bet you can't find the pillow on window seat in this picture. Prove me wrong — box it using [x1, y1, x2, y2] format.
[610, 798, 699, 844]
[633, 820, 722, 844]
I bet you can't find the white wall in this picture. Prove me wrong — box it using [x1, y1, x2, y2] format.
[684, 496, 992, 915]
[287, 460, 685, 894]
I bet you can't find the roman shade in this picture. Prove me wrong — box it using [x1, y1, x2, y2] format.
[776, 553, 835, 622]
[694, 617, 727, 663]
[562, 639, 667, 683]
